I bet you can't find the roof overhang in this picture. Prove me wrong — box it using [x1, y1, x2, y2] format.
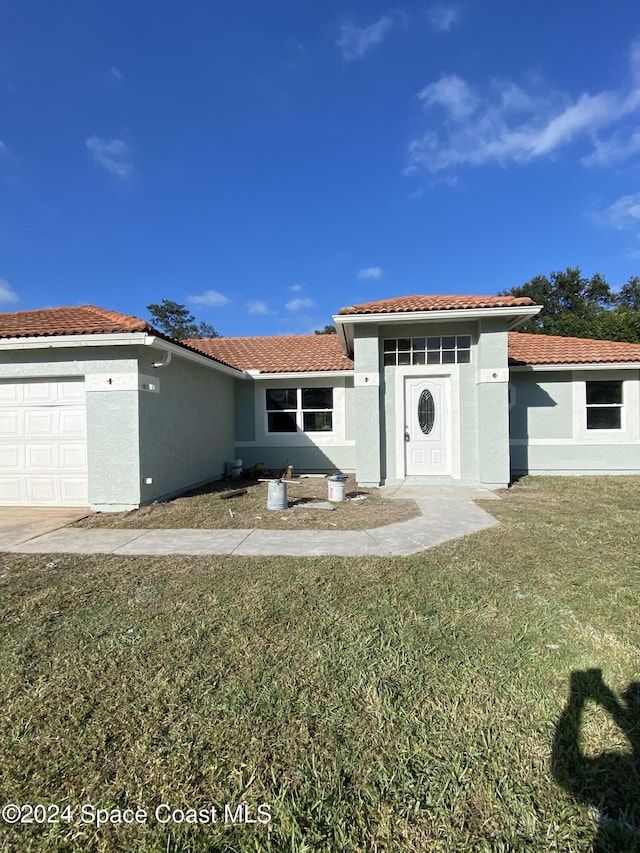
[333, 305, 542, 356]
[245, 369, 354, 380]
[0, 332, 246, 378]
[143, 337, 246, 377]
[509, 362, 640, 372]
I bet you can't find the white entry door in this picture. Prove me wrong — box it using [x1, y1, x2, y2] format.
[404, 376, 451, 476]
[0, 379, 88, 506]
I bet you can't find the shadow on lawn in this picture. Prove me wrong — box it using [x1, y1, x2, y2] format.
[552, 669, 640, 851]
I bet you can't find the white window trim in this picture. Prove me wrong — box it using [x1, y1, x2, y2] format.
[572, 369, 639, 444]
[266, 388, 333, 435]
[242, 378, 350, 448]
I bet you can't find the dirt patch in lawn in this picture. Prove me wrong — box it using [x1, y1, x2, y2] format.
[73, 475, 420, 531]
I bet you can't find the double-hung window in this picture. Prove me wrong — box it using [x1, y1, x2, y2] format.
[585, 380, 623, 430]
[266, 388, 333, 433]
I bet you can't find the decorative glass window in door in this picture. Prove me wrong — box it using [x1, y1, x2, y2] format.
[418, 389, 435, 435]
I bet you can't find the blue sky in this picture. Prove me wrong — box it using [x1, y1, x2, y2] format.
[1, 1, 640, 337]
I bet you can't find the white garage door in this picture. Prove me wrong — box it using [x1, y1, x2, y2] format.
[0, 379, 88, 506]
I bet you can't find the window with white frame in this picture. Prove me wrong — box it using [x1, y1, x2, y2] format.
[585, 380, 623, 430]
[266, 387, 333, 433]
[383, 335, 471, 366]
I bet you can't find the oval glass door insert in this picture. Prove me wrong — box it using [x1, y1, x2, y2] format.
[418, 389, 435, 435]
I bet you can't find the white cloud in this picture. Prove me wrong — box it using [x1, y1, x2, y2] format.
[583, 130, 640, 167]
[357, 266, 384, 280]
[188, 290, 231, 307]
[0, 140, 9, 157]
[594, 193, 640, 230]
[286, 297, 314, 311]
[289, 283, 303, 292]
[86, 136, 134, 179]
[405, 39, 640, 177]
[337, 14, 397, 62]
[247, 300, 269, 315]
[0, 279, 19, 304]
[427, 4, 461, 32]
[418, 74, 477, 120]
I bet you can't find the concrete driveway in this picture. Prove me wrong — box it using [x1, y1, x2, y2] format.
[0, 507, 90, 550]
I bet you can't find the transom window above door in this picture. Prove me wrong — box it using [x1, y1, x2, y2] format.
[383, 335, 471, 366]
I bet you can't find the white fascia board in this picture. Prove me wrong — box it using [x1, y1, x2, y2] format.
[333, 305, 542, 354]
[143, 337, 246, 378]
[509, 362, 640, 372]
[333, 306, 541, 327]
[247, 370, 354, 380]
[0, 332, 247, 377]
[0, 332, 149, 349]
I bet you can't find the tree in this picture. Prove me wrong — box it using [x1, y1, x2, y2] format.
[197, 320, 219, 338]
[314, 324, 336, 335]
[499, 267, 640, 342]
[146, 300, 220, 340]
[617, 276, 640, 311]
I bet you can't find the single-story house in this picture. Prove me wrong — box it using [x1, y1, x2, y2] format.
[0, 295, 638, 510]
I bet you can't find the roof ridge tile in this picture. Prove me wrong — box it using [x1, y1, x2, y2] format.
[338, 293, 536, 315]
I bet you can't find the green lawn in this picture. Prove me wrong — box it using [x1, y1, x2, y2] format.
[1, 477, 639, 852]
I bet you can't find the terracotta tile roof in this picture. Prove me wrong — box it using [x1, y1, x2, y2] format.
[186, 334, 354, 373]
[0, 304, 240, 370]
[0, 305, 156, 338]
[509, 332, 640, 365]
[338, 294, 537, 315]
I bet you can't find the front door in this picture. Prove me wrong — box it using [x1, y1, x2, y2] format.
[404, 376, 451, 476]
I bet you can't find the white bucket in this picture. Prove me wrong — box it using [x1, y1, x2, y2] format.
[267, 480, 288, 510]
[328, 476, 346, 502]
[228, 459, 242, 479]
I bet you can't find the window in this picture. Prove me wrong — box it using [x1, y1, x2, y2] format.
[585, 380, 623, 430]
[266, 389, 297, 432]
[383, 335, 471, 366]
[266, 387, 333, 433]
[302, 388, 333, 432]
[418, 389, 435, 435]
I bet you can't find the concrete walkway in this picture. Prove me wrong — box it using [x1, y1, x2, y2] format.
[3, 486, 499, 557]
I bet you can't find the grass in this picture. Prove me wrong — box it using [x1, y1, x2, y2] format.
[72, 475, 419, 531]
[0, 476, 639, 852]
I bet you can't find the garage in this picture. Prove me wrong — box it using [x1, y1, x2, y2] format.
[0, 378, 88, 506]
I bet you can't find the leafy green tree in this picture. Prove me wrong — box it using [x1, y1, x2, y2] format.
[146, 300, 220, 340]
[617, 276, 640, 311]
[500, 267, 614, 336]
[593, 308, 640, 342]
[314, 324, 336, 335]
[500, 267, 640, 342]
[197, 320, 220, 338]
